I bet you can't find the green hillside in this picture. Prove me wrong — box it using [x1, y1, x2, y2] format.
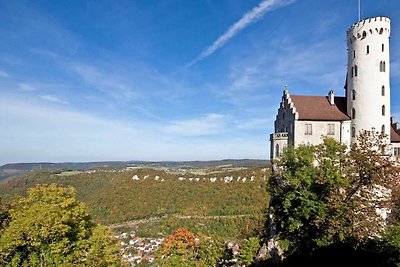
[0, 168, 270, 227]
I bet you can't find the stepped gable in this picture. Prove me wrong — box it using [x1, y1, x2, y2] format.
[290, 95, 350, 121]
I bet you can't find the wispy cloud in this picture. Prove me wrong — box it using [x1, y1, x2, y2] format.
[18, 83, 36, 92]
[164, 113, 229, 136]
[0, 70, 9, 78]
[73, 63, 139, 101]
[39, 94, 68, 104]
[185, 0, 296, 68]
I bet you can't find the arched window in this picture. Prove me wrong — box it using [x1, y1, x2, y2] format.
[362, 31, 367, 39]
[382, 105, 386, 116]
[352, 127, 356, 137]
[382, 44, 385, 52]
[275, 144, 280, 158]
[367, 45, 369, 54]
[380, 28, 384, 34]
[352, 90, 356, 100]
[380, 61, 386, 72]
[354, 65, 358, 76]
[352, 108, 356, 119]
[382, 125, 385, 134]
[382, 86, 385, 96]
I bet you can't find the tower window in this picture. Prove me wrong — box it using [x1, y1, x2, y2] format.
[382, 44, 385, 52]
[381, 125, 385, 134]
[382, 105, 385, 116]
[367, 45, 369, 54]
[380, 61, 386, 72]
[351, 67, 354, 77]
[382, 86, 385, 96]
[305, 124, 312, 135]
[275, 144, 280, 158]
[282, 112, 285, 119]
[352, 108, 356, 119]
[380, 28, 384, 34]
[354, 65, 358, 76]
[362, 31, 367, 39]
[352, 127, 356, 137]
[352, 90, 356, 100]
[353, 50, 356, 58]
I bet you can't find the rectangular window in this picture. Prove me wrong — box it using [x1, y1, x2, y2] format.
[327, 124, 335, 135]
[305, 124, 312, 135]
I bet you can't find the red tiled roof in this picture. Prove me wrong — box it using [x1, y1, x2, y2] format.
[391, 125, 400, 143]
[290, 95, 350, 121]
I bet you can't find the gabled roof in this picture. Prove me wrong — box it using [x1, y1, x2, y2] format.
[391, 125, 400, 143]
[290, 95, 351, 121]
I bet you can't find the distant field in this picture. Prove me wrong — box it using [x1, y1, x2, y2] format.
[0, 167, 270, 239]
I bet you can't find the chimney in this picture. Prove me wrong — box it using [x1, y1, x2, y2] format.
[328, 90, 335, 105]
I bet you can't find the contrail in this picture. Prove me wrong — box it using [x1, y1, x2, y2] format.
[184, 0, 296, 69]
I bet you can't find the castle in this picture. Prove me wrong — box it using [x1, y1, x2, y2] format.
[270, 16, 400, 161]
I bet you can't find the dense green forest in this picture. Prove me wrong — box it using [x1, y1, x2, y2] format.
[0, 168, 269, 230]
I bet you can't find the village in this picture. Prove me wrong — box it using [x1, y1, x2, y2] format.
[114, 230, 242, 266]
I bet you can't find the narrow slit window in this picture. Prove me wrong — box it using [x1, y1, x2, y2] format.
[352, 127, 356, 138]
[382, 86, 385, 96]
[352, 108, 356, 119]
[367, 45, 369, 54]
[354, 65, 358, 76]
[382, 125, 385, 134]
[352, 90, 356, 100]
[382, 44, 385, 52]
[382, 105, 385, 116]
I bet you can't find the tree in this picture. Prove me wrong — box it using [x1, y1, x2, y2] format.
[157, 227, 226, 267]
[0, 184, 122, 266]
[268, 131, 400, 258]
[238, 237, 261, 266]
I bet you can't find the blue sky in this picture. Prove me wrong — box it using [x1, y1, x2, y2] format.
[1, 0, 400, 164]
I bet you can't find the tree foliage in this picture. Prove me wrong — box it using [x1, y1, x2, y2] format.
[238, 236, 261, 266]
[157, 227, 226, 267]
[269, 131, 400, 257]
[0, 184, 122, 266]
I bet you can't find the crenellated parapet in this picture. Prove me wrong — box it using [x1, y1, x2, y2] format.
[347, 16, 390, 44]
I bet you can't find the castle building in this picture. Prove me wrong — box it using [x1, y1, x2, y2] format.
[270, 16, 400, 161]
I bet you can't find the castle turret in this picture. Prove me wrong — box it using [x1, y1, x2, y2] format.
[346, 16, 391, 143]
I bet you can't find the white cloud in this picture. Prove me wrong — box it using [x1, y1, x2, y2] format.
[164, 113, 229, 136]
[39, 94, 68, 104]
[0, 70, 9, 78]
[236, 118, 271, 130]
[73, 63, 139, 101]
[0, 97, 268, 164]
[185, 0, 296, 68]
[18, 83, 36, 91]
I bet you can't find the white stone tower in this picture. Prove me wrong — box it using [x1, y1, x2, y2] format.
[346, 16, 391, 142]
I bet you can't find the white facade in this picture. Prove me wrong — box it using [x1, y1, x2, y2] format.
[347, 17, 391, 143]
[270, 16, 399, 162]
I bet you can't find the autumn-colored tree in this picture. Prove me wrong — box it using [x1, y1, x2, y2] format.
[157, 227, 226, 267]
[269, 131, 400, 257]
[0, 184, 122, 266]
